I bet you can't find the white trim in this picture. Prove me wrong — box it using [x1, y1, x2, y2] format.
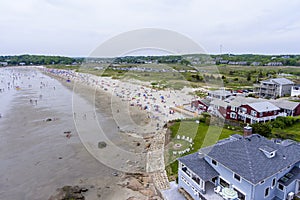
[219, 176, 230, 188]
[232, 186, 246, 200]
[296, 180, 300, 194]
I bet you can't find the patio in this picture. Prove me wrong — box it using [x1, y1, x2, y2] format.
[201, 182, 224, 200]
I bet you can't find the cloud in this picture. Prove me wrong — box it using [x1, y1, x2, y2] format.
[0, 0, 299, 56]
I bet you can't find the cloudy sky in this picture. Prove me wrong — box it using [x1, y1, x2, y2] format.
[0, 0, 300, 56]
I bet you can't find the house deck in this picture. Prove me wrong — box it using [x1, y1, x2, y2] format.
[201, 182, 224, 200]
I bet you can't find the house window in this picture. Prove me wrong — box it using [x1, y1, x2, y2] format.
[264, 187, 270, 197]
[241, 108, 247, 113]
[278, 183, 284, 191]
[251, 110, 257, 117]
[220, 178, 230, 188]
[212, 159, 217, 166]
[192, 174, 200, 185]
[234, 173, 241, 182]
[234, 188, 246, 200]
[230, 112, 237, 119]
[182, 166, 190, 177]
[271, 178, 276, 188]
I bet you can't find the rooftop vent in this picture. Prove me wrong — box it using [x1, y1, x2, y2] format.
[259, 146, 277, 158]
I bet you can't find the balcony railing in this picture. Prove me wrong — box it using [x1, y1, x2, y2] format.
[238, 112, 286, 122]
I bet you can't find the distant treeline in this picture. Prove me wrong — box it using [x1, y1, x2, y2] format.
[113, 55, 183, 64]
[210, 54, 300, 66]
[1, 54, 300, 66]
[0, 55, 83, 65]
[112, 54, 300, 66]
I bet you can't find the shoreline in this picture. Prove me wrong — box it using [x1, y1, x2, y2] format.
[0, 67, 163, 200]
[41, 67, 196, 193]
[0, 66, 195, 199]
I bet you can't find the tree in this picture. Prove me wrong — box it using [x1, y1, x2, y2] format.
[247, 73, 251, 81]
[252, 123, 272, 137]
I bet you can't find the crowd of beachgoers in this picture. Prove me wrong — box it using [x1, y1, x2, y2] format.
[44, 68, 197, 128]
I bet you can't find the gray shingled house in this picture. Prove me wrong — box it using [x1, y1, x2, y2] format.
[178, 133, 300, 200]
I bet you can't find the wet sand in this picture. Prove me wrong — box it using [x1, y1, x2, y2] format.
[0, 67, 154, 200]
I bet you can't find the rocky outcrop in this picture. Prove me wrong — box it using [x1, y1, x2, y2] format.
[120, 173, 163, 200]
[48, 185, 88, 200]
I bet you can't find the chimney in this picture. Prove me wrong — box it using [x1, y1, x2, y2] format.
[244, 124, 252, 137]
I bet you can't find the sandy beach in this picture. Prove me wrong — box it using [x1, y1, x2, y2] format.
[0, 67, 161, 200]
[0, 66, 195, 199]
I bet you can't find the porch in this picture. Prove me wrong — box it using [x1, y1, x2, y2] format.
[201, 181, 224, 200]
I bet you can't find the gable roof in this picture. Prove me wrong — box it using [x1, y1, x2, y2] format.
[199, 98, 212, 106]
[200, 134, 300, 185]
[247, 102, 280, 112]
[208, 90, 232, 97]
[210, 99, 228, 108]
[269, 99, 300, 111]
[178, 154, 219, 181]
[224, 96, 263, 107]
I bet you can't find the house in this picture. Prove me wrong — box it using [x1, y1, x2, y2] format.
[256, 78, 294, 99]
[208, 89, 232, 100]
[266, 62, 283, 66]
[208, 96, 261, 121]
[0, 61, 8, 66]
[197, 95, 299, 123]
[208, 99, 228, 119]
[291, 85, 300, 97]
[223, 97, 262, 121]
[191, 99, 211, 113]
[228, 61, 248, 65]
[269, 99, 300, 116]
[239, 102, 285, 124]
[251, 62, 261, 66]
[178, 133, 300, 200]
[206, 96, 299, 123]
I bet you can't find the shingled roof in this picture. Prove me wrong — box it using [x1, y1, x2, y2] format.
[247, 102, 280, 112]
[178, 154, 219, 181]
[200, 134, 300, 185]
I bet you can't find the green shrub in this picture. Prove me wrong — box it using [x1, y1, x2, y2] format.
[252, 123, 272, 137]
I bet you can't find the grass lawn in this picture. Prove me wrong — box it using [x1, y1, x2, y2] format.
[272, 122, 300, 142]
[165, 119, 239, 180]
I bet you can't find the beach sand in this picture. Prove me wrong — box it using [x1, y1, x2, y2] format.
[0, 67, 162, 200]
